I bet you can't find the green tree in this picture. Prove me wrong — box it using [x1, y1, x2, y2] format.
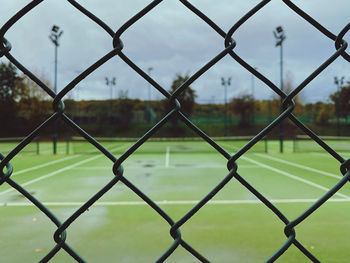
[20, 72, 51, 101]
[0, 62, 24, 134]
[163, 74, 197, 117]
[17, 73, 52, 123]
[330, 84, 350, 118]
[0, 62, 24, 102]
[161, 74, 196, 136]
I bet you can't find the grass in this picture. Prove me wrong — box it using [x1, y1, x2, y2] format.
[0, 139, 349, 262]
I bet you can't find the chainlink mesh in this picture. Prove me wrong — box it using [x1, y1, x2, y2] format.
[1, 1, 350, 262]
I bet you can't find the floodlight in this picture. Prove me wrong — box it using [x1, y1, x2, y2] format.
[276, 26, 283, 33]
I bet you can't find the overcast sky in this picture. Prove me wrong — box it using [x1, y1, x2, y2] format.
[1, 0, 349, 103]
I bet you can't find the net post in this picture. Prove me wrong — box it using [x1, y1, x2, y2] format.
[279, 123, 284, 153]
[293, 136, 296, 153]
[66, 137, 70, 155]
[53, 129, 57, 155]
[36, 137, 40, 155]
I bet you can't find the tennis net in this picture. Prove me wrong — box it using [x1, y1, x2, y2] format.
[0, 137, 39, 154]
[293, 135, 350, 153]
[68, 136, 268, 155]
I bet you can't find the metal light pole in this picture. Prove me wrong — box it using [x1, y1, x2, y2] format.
[146, 67, 153, 123]
[74, 70, 82, 124]
[251, 68, 257, 124]
[334, 76, 344, 136]
[274, 26, 286, 153]
[221, 77, 231, 136]
[49, 25, 63, 154]
[106, 77, 116, 101]
[105, 77, 116, 136]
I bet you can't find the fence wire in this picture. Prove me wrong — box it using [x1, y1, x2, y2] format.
[0, 1, 350, 262]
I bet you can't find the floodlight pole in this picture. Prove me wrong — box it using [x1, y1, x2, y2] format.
[49, 25, 63, 154]
[105, 77, 116, 136]
[106, 77, 116, 101]
[221, 77, 231, 137]
[75, 70, 82, 124]
[334, 76, 344, 136]
[146, 67, 153, 123]
[251, 68, 257, 124]
[274, 26, 286, 153]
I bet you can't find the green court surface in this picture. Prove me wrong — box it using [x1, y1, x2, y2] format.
[0, 140, 349, 262]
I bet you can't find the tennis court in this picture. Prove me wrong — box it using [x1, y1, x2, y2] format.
[1, 139, 349, 262]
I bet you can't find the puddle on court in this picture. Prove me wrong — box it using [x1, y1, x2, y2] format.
[143, 163, 155, 168]
[128, 159, 157, 168]
[115, 181, 127, 191]
[9, 191, 37, 201]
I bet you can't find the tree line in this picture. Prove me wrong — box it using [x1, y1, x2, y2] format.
[0, 61, 349, 138]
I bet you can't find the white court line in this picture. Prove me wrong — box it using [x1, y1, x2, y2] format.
[165, 146, 170, 168]
[241, 156, 350, 200]
[311, 152, 334, 157]
[69, 164, 258, 170]
[311, 152, 350, 157]
[254, 153, 341, 179]
[0, 145, 127, 196]
[1, 198, 349, 207]
[10, 142, 127, 177]
[12, 155, 81, 176]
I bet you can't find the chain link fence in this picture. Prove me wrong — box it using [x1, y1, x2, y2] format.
[1, 1, 350, 262]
